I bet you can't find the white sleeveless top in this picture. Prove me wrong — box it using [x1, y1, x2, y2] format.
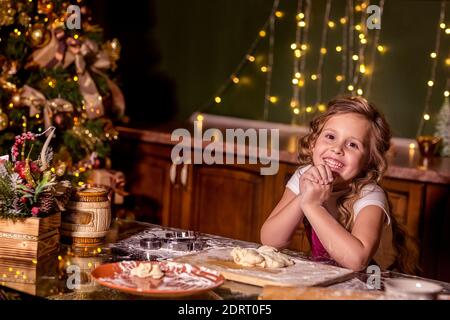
[286, 165, 397, 270]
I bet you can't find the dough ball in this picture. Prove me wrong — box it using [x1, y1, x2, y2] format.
[230, 246, 294, 268]
[231, 247, 265, 267]
[130, 263, 165, 279]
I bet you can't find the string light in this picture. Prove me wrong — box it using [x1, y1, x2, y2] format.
[440, 23, 446, 29]
[417, 1, 446, 137]
[340, 17, 347, 24]
[294, 49, 302, 58]
[259, 30, 266, 37]
[445, 58, 450, 65]
[290, 43, 297, 50]
[269, 96, 278, 103]
[357, 88, 363, 95]
[328, 21, 335, 28]
[336, 46, 342, 52]
[359, 64, 366, 74]
[295, 72, 301, 78]
[292, 78, 299, 85]
[377, 45, 385, 52]
[297, 12, 305, 20]
[445, 28, 450, 34]
[355, 5, 362, 12]
[298, 21, 306, 28]
[300, 44, 308, 50]
[409, 143, 416, 150]
[360, 38, 367, 44]
[275, 11, 283, 18]
[318, 104, 326, 112]
[336, 75, 344, 82]
[262, 0, 279, 120]
[261, 66, 268, 72]
[306, 106, 313, 113]
[232, 76, 240, 84]
[444, 90, 450, 97]
[347, 84, 354, 91]
[311, 74, 318, 80]
[214, 97, 221, 103]
[352, 54, 359, 61]
[293, 108, 300, 114]
[247, 55, 255, 62]
[320, 48, 327, 54]
[355, 24, 362, 31]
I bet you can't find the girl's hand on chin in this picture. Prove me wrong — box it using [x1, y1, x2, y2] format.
[299, 178, 332, 209]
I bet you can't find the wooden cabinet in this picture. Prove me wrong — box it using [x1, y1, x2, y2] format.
[112, 140, 179, 224]
[112, 139, 278, 243]
[112, 132, 450, 282]
[379, 178, 424, 240]
[189, 165, 266, 242]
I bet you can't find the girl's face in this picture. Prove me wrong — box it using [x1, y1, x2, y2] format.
[312, 113, 370, 188]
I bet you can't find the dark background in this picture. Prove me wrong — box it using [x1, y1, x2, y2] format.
[91, 0, 450, 138]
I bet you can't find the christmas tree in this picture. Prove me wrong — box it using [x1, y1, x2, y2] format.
[435, 97, 450, 157]
[0, 0, 125, 185]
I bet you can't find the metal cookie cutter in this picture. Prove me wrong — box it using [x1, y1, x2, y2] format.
[160, 231, 204, 251]
[140, 237, 162, 250]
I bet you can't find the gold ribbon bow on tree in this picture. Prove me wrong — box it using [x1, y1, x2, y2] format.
[19, 85, 73, 130]
[29, 27, 125, 119]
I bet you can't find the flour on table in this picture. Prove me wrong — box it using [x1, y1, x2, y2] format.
[231, 245, 294, 268]
[130, 263, 165, 279]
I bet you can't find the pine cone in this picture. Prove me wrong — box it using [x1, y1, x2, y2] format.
[54, 181, 73, 208]
[38, 193, 56, 215]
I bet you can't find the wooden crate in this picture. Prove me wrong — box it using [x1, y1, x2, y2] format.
[0, 213, 61, 261]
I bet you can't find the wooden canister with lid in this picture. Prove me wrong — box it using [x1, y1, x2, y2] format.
[61, 187, 111, 246]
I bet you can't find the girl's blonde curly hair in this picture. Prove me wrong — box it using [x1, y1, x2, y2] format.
[298, 96, 420, 274]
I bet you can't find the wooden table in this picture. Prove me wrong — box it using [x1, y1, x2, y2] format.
[1, 219, 449, 300]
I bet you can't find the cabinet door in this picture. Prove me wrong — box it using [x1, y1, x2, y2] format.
[189, 164, 267, 242]
[112, 141, 176, 226]
[380, 178, 424, 240]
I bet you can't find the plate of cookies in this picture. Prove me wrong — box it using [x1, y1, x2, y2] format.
[91, 260, 224, 297]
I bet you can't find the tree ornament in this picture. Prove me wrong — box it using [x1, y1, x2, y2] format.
[18, 11, 31, 26]
[0, 0, 15, 26]
[0, 111, 8, 131]
[29, 23, 51, 48]
[11, 93, 21, 106]
[38, 0, 54, 15]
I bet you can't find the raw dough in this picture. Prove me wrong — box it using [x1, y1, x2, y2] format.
[231, 245, 294, 268]
[230, 248, 265, 267]
[130, 263, 165, 279]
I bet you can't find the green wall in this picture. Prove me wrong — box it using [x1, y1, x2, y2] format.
[153, 0, 449, 138]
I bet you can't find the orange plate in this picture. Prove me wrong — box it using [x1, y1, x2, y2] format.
[91, 260, 225, 298]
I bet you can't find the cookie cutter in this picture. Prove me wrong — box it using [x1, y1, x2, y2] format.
[139, 231, 205, 252]
[140, 237, 162, 250]
[162, 231, 197, 240]
[161, 239, 205, 251]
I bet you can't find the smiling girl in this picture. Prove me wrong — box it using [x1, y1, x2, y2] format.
[260, 96, 418, 273]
